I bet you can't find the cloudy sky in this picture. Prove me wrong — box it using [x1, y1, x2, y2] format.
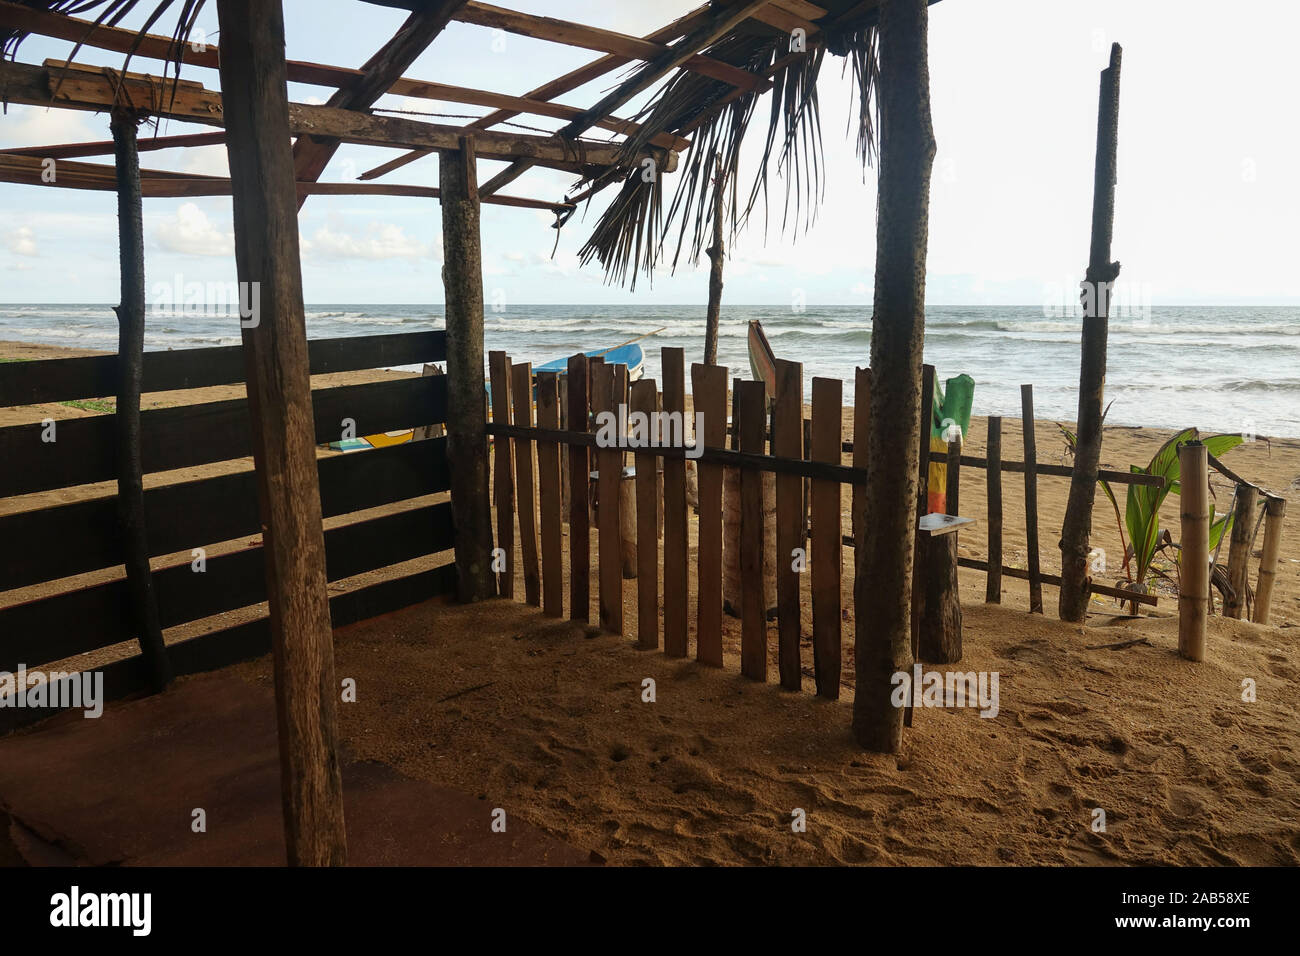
[1, 0, 1296, 306]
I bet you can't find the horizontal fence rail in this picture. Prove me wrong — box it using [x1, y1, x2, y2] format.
[0, 332, 457, 732]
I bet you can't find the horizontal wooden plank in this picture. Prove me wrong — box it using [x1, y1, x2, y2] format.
[0, 502, 455, 672]
[0, 374, 447, 498]
[486, 423, 867, 485]
[0, 562, 457, 735]
[0, 437, 449, 593]
[0, 331, 445, 407]
[956, 557, 1159, 606]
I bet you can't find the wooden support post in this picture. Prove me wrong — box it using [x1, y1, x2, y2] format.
[1060, 43, 1123, 623]
[1021, 384, 1044, 614]
[439, 133, 495, 602]
[1223, 483, 1260, 620]
[1179, 441, 1209, 660]
[919, 439, 962, 663]
[567, 354, 590, 622]
[594, 363, 624, 634]
[985, 416, 1003, 603]
[488, 351, 515, 598]
[704, 157, 725, 367]
[535, 371, 563, 617]
[810, 377, 843, 698]
[1253, 494, 1286, 624]
[612, 363, 636, 579]
[736, 379, 768, 681]
[510, 362, 541, 606]
[661, 348, 689, 657]
[692, 362, 728, 667]
[851, 0, 937, 751]
[215, 0, 345, 866]
[110, 108, 170, 695]
[773, 360, 804, 691]
[630, 378, 660, 649]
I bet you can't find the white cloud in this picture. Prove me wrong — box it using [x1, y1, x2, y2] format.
[5, 225, 39, 257]
[153, 202, 235, 256]
[302, 222, 437, 262]
[179, 145, 230, 178]
[0, 106, 97, 151]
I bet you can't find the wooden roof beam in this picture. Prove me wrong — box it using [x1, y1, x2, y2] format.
[357, 3, 719, 183]
[292, 1, 466, 208]
[0, 2, 685, 156]
[1, 130, 226, 159]
[560, 0, 775, 142]
[0, 152, 574, 211]
[0, 60, 678, 175]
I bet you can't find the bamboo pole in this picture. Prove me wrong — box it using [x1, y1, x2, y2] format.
[110, 108, 171, 695]
[440, 134, 496, 602]
[1178, 441, 1209, 661]
[1223, 483, 1260, 620]
[1060, 42, 1123, 623]
[1253, 494, 1286, 624]
[215, 0, 345, 867]
[985, 416, 1003, 603]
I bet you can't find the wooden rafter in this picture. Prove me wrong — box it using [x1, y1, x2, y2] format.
[291, 1, 465, 209]
[0, 2, 685, 157]
[1, 130, 226, 159]
[0, 152, 574, 211]
[0, 60, 679, 176]
[357, 3, 720, 183]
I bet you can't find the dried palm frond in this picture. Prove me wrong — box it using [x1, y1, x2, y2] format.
[576, 19, 879, 288]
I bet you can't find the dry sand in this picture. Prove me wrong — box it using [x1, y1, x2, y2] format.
[4, 339, 1299, 865]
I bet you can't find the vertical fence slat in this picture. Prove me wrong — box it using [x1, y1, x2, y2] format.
[613, 363, 636, 578]
[691, 362, 728, 667]
[851, 366, 871, 556]
[810, 377, 842, 699]
[661, 348, 689, 658]
[488, 351, 515, 599]
[1253, 494, 1286, 624]
[1021, 384, 1043, 614]
[567, 353, 590, 622]
[511, 361, 541, 606]
[906, 364, 936, 727]
[773, 360, 804, 691]
[985, 415, 1002, 604]
[736, 379, 768, 681]
[631, 378, 660, 649]
[594, 363, 624, 634]
[536, 370, 563, 618]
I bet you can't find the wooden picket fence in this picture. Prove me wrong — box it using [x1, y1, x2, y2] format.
[485, 350, 1167, 699]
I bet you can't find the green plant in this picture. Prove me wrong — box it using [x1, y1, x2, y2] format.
[1059, 425, 1241, 611]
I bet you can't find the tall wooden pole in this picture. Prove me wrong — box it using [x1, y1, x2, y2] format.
[852, 0, 937, 753]
[1059, 43, 1122, 622]
[216, 0, 346, 867]
[440, 135, 496, 601]
[1178, 441, 1209, 661]
[704, 158, 725, 366]
[110, 108, 171, 694]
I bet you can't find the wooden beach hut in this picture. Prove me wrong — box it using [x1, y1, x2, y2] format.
[1, 0, 1201, 866]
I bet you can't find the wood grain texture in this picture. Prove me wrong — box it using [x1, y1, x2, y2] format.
[535, 371, 564, 617]
[216, 0, 345, 867]
[736, 379, 768, 682]
[661, 348, 690, 657]
[567, 354, 591, 622]
[488, 351, 515, 598]
[594, 363, 624, 634]
[691, 362, 728, 667]
[810, 377, 842, 698]
[773, 360, 804, 691]
[510, 361, 541, 606]
[631, 378, 660, 649]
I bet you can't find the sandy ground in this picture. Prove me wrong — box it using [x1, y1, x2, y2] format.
[4, 338, 1299, 864]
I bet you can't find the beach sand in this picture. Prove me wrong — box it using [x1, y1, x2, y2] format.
[3, 339, 1298, 865]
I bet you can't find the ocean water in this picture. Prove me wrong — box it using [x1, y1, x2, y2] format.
[2, 303, 1297, 438]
